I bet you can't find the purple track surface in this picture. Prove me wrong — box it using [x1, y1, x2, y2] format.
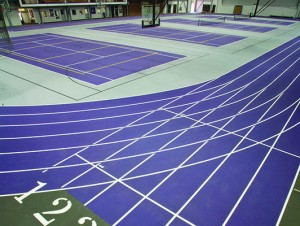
[1, 36, 300, 225]
[89, 24, 246, 47]
[0, 33, 184, 85]
[164, 18, 277, 33]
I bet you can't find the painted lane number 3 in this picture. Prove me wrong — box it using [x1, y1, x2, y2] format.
[14, 181, 97, 226]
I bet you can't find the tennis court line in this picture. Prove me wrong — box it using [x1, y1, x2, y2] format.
[86, 52, 158, 73]
[0, 48, 84, 75]
[7, 33, 185, 85]
[8, 34, 63, 45]
[46, 33, 182, 57]
[66, 49, 135, 67]
[42, 44, 118, 61]
[99, 24, 201, 38]
[187, 33, 238, 45]
[90, 26, 222, 47]
[1, 48, 114, 81]
[163, 29, 206, 37]
[15, 40, 75, 51]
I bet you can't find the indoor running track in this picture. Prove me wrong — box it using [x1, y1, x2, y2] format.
[0, 36, 300, 225]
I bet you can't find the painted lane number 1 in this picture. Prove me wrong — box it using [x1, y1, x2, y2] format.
[14, 181, 97, 226]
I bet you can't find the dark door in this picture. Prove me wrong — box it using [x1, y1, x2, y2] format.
[173, 5, 177, 13]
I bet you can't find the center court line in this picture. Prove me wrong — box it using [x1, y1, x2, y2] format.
[66, 49, 134, 67]
[43, 45, 118, 61]
[16, 40, 75, 51]
[8, 35, 68, 46]
[86, 52, 158, 73]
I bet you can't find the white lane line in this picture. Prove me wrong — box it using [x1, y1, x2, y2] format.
[222, 100, 300, 226]
[42, 80, 214, 173]
[165, 58, 300, 225]
[1, 103, 298, 158]
[1, 120, 299, 175]
[74, 154, 195, 226]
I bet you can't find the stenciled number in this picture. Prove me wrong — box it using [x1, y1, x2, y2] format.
[14, 181, 47, 204]
[33, 198, 72, 226]
[78, 217, 97, 226]
[14, 181, 97, 226]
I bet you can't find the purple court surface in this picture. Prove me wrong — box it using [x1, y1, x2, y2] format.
[1, 34, 299, 225]
[89, 24, 246, 47]
[229, 17, 295, 25]
[196, 15, 295, 26]
[0, 33, 185, 85]
[163, 18, 277, 33]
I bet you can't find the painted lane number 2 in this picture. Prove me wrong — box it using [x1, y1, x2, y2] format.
[14, 181, 97, 226]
